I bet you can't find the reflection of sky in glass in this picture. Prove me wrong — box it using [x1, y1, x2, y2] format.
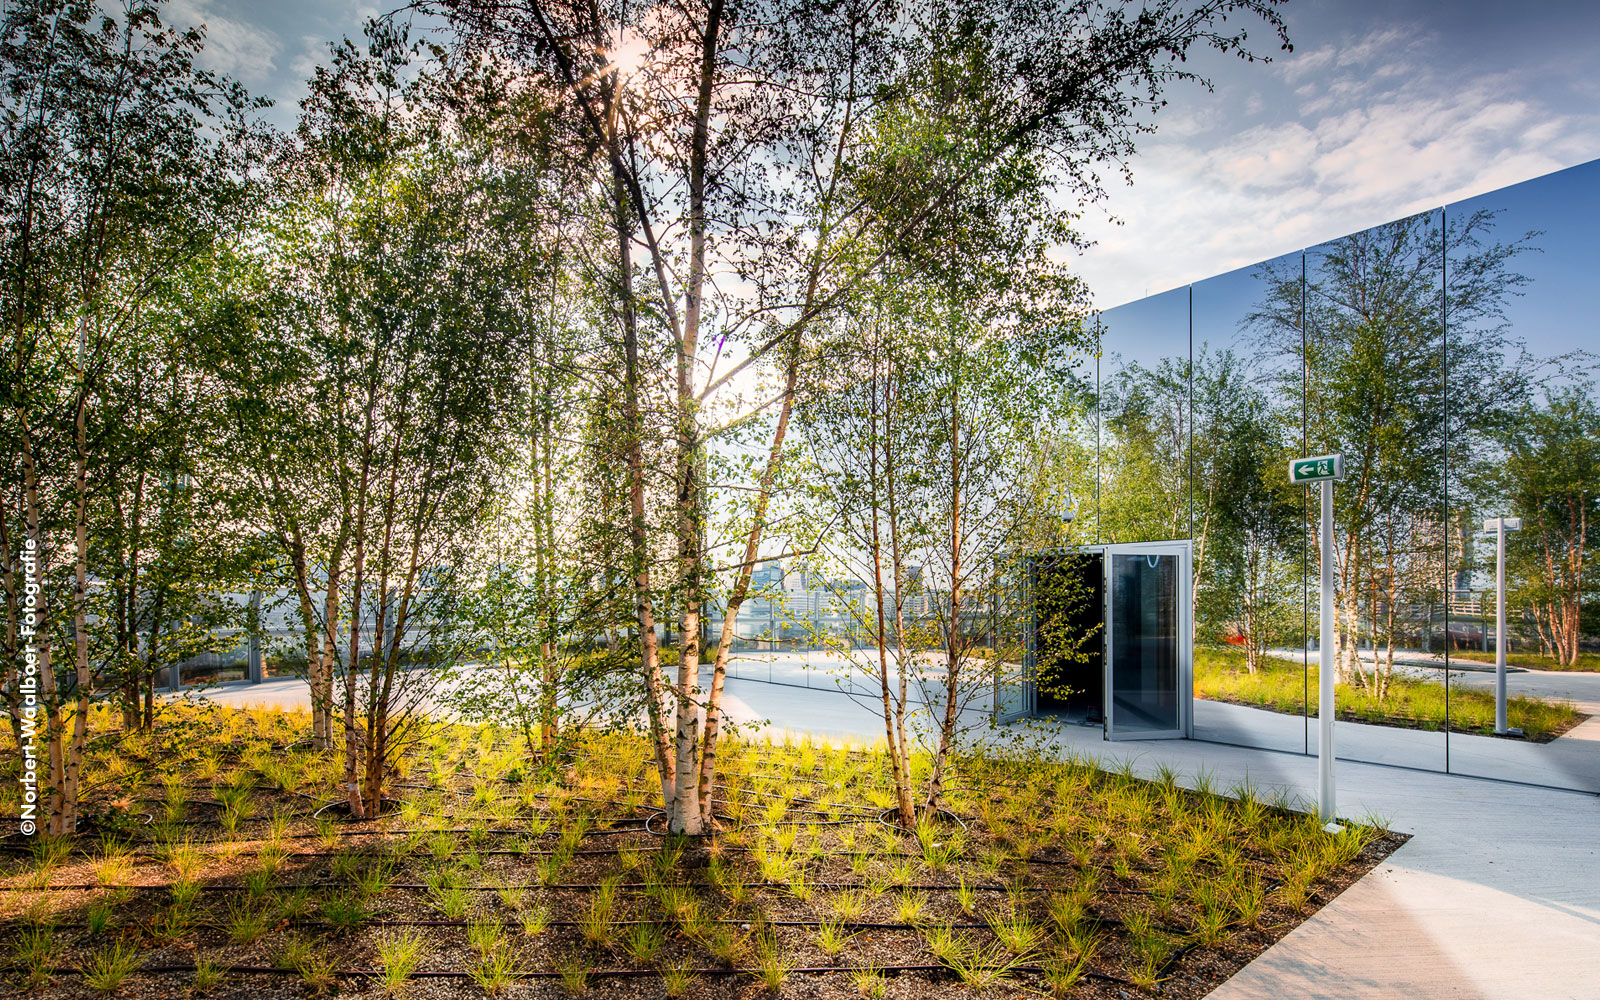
[1190, 253, 1302, 365]
[1447, 158, 1600, 366]
[1097, 286, 1188, 371]
[1095, 158, 1597, 374]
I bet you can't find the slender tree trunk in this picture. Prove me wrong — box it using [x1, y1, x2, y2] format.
[694, 63, 857, 822]
[658, 0, 729, 837]
[18, 413, 59, 833]
[367, 496, 428, 818]
[1530, 599, 1552, 658]
[110, 477, 136, 732]
[1342, 584, 1369, 693]
[863, 363, 914, 827]
[318, 537, 346, 751]
[612, 165, 672, 812]
[1, 491, 25, 745]
[343, 410, 378, 820]
[885, 371, 914, 795]
[1558, 507, 1584, 665]
[286, 547, 323, 744]
[695, 330, 809, 826]
[117, 461, 148, 731]
[1193, 476, 1216, 622]
[536, 417, 560, 756]
[362, 427, 405, 818]
[142, 591, 168, 730]
[670, 365, 702, 833]
[1335, 525, 1369, 691]
[58, 385, 94, 836]
[272, 464, 334, 748]
[1381, 566, 1397, 700]
[876, 376, 915, 825]
[925, 329, 963, 815]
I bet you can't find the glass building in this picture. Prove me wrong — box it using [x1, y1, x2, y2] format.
[1047, 157, 1600, 793]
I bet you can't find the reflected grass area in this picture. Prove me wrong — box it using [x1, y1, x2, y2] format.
[1445, 649, 1600, 674]
[1195, 648, 1585, 741]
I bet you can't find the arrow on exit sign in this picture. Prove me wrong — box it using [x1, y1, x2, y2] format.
[1290, 453, 1345, 484]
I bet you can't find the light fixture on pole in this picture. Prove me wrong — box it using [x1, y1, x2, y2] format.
[1290, 452, 1346, 834]
[1483, 516, 1522, 735]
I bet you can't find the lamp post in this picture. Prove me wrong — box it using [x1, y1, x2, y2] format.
[1484, 516, 1522, 735]
[1290, 453, 1345, 832]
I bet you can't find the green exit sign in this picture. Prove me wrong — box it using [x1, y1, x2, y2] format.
[1290, 453, 1345, 484]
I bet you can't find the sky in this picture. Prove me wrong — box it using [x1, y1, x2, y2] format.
[163, 0, 1600, 313]
[1069, 0, 1600, 308]
[1091, 156, 1600, 407]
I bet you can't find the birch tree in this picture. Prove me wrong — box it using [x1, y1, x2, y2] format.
[438, 0, 1291, 832]
[1248, 210, 1534, 691]
[1, 0, 264, 834]
[1503, 386, 1599, 665]
[801, 280, 930, 829]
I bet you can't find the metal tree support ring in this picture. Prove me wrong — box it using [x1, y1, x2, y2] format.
[876, 806, 969, 835]
[312, 797, 405, 821]
[642, 809, 739, 837]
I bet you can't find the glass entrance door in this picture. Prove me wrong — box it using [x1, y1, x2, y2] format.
[995, 556, 1039, 725]
[1105, 542, 1192, 740]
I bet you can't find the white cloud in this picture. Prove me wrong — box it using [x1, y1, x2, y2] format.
[1069, 25, 1600, 308]
[290, 34, 328, 85]
[166, 0, 281, 86]
[1277, 25, 1418, 83]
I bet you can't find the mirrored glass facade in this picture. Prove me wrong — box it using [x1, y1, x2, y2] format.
[1083, 158, 1600, 792]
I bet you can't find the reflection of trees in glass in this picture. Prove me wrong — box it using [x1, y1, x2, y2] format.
[1010, 376, 1098, 550]
[1098, 356, 1188, 545]
[1191, 350, 1302, 672]
[1103, 349, 1300, 671]
[1499, 386, 1599, 664]
[1033, 554, 1102, 703]
[1248, 210, 1533, 695]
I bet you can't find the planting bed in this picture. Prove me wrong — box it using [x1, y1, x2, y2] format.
[0, 704, 1403, 998]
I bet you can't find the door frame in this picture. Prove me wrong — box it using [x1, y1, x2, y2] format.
[1103, 540, 1193, 741]
[994, 555, 1040, 725]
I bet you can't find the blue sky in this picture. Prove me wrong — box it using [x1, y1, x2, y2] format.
[1095, 153, 1600, 386]
[1071, 0, 1600, 308]
[165, 0, 1600, 316]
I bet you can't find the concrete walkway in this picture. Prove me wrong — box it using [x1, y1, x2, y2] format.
[182, 670, 1600, 999]
[706, 677, 1600, 1000]
[1446, 666, 1600, 715]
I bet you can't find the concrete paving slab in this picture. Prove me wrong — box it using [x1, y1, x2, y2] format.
[1267, 648, 1600, 713]
[1446, 667, 1600, 715]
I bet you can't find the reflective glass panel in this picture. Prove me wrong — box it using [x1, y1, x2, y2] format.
[1096, 287, 1191, 545]
[1305, 209, 1447, 772]
[1189, 253, 1311, 753]
[1444, 158, 1600, 792]
[1109, 551, 1182, 735]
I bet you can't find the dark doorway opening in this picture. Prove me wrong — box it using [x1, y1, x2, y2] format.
[1035, 553, 1104, 724]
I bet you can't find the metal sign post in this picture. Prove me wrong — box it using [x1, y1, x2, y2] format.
[1291, 453, 1345, 833]
[1484, 516, 1522, 735]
